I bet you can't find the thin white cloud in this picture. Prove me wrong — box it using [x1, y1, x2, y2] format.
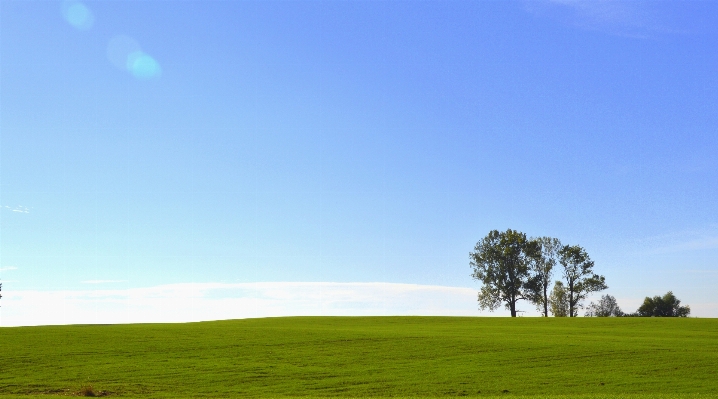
[656, 236, 718, 253]
[1, 205, 30, 214]
[0, 266, 18, 272]
[525, 0, 682, 38]
[636, 225, 718, 254]
[81, 280, 127, 284]
[0, 282, 501, 327]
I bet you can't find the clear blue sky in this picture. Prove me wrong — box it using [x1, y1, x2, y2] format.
[1, 0, 717, 323]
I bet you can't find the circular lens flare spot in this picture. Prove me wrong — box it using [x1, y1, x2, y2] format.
[127, 51, 162, 79]
[62, 1, 94, 30]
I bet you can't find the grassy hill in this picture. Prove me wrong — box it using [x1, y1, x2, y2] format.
[0, 317, 716, 398]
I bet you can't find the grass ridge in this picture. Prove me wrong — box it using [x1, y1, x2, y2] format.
[1, 317, 716, 398]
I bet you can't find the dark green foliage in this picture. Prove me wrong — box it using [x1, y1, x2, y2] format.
[559, 245, 607, 317]
[636, 291, 690, 317]
[1, 317, 716, 399]
[585, 295, 624, 317]
[470, 229, 535, 316]
[471, 231, 608, 318]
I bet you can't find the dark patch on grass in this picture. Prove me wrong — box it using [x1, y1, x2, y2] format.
[77, 385, 110, 397]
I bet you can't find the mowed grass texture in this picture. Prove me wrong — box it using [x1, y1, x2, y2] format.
[1, 317, 716, 398]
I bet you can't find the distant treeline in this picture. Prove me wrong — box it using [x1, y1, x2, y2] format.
[587, 291, 690, 317]
[470, 229, 689, 317]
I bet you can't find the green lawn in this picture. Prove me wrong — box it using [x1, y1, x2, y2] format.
[1, 317, 716, 398]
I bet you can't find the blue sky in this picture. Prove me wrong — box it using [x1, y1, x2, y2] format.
[1, 0, 717, 324]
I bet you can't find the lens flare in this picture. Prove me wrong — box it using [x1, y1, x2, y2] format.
[127, 51, 162, 79]
[107, 35, 162, 80]
[62, 1, 94, 30]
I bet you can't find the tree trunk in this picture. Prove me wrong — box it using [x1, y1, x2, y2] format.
[568, 282, 575, 317]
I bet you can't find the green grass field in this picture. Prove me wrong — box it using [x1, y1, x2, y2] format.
[1, 317, 716, 398]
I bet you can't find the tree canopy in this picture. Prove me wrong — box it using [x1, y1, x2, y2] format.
[559, 245, 607, 317]
[468, 231, 695, 318]
[525, 237, 562, 317]
[636, 291, 690, 317]
[548, 281, 569, 317]
[585, 294, 623, 317]
[471, 230, 607, 317]
[470, 229, 535, 317]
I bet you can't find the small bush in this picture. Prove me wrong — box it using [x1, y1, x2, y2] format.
[78, 385, 109, 397]
[585, 294, 624, 317]
[79, 385, 96, 397]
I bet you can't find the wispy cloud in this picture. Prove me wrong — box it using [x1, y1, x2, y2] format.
[635, 225, 718, 254]
[0, 282, 493, 327]
[0, 266, 18, 272]
[525, 0, 683, 38]
[2, 205, 30, 214]
[81, 280, 127, 284]
[650, 236, 718, 254]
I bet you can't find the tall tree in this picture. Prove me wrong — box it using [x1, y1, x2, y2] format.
[636, 291, 690, 317]
[548, 281, 569, 317]
[525, 237, 562, 317]
[558, 245, 607, 317]
[470, 229, 533, 317]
